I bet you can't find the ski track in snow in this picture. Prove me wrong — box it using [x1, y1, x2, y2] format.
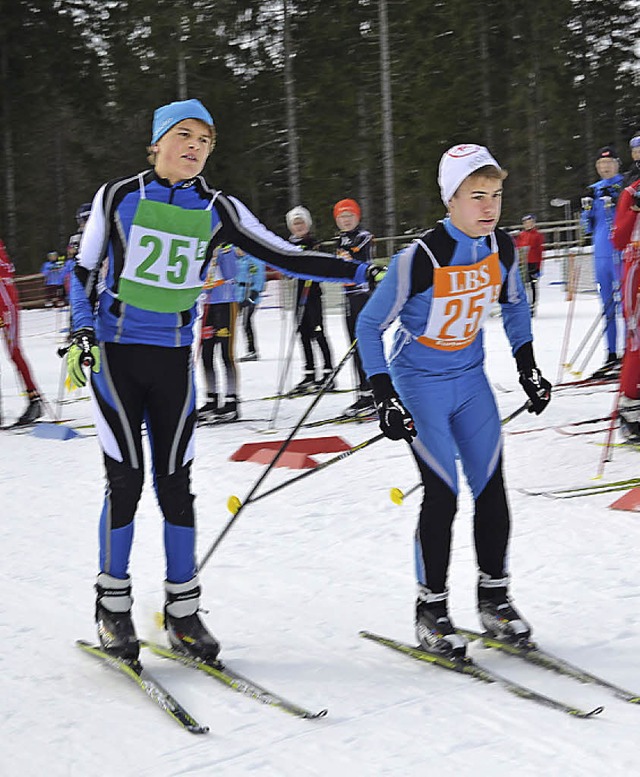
[2, 261, 640, 775]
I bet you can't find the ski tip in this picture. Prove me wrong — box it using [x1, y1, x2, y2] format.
[583, 705, 605, 718]
[305, 708, 329, 719]
[187, 724, 210, 734]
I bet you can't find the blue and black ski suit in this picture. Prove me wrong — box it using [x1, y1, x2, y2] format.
[70, 169, 367, 588]
[356, 218, 534, 594]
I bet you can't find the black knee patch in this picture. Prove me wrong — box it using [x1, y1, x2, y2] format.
[104, 456, 144, 530]
[156, 464, 195, 527]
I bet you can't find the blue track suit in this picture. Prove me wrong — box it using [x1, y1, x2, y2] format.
[356, 218, 532, 593]
[71, 169, 368, 585]
[235, 250, 265, 357]
[580, 174, 624, 355]
[235, 251, 266, 305]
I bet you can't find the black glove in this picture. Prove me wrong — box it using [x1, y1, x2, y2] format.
[240, 289, 259, 308]
[370, 373, 416, 443]
[376, 396, 417, 442]
[515, 341, 551, 415]
[519, 367, 551, 415]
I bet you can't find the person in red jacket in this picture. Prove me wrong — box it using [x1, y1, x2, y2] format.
[612, 178, 640, 441]
[515, 214, 545, 316]
[0, 239, 42, 426]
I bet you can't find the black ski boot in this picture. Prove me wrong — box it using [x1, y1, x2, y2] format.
[95, 573, 139, 660]
[591, 353, 621, 380]
[293, 371, 316, 395]
[344, 391, 376, 418]
[197, 394, 218, 423]
[15, 392, 43, 426]
[164, 577, 220, 663]
[415, 588, 467, 658]
[213, 395, 239, 422]
[238, 351, 258, 362]
[619, 396, 640, 443]
[477, 573, 531, 643]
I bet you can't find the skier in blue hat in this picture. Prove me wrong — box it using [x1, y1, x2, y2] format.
[68, 97, 372, 664]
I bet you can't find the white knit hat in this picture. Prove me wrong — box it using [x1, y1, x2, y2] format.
[438, 144, 501, 205]
[286, 206, 312, 231]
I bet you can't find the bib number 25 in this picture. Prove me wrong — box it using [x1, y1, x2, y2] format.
[439, 291, 494, 340]
[135, 235, 194, 285]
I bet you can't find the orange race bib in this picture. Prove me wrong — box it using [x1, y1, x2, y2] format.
[417, 252, 501, 351]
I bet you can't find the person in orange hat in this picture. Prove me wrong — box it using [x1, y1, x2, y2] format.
[333, 198, 375, 416]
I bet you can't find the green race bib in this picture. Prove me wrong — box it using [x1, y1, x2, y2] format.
[118, 199, 211, 313]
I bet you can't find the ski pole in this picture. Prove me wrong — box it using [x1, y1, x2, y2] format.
[556, 259, 582, 383]
[574, 291, 621, 377]
[269, 280, 312, 430]
[227, 433, 385, 515]
[197, 340, 358, 572]
[390, 400, 533, 506]
[562, 309, 602, 377]
[574, 326, 603, 378]
[595, 382, 622, 479]
[564, 311, 604, 377]
[390, 483, 421, 505]
[501, 399, 532, 426]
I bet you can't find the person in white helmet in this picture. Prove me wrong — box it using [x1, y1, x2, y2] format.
[356, 144, 551, 659]
[285, 206, 335, 393]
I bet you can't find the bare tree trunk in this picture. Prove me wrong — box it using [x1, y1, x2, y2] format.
[378, 0, 395, 240]
[283, 0, 300, 206]
[1, 40, 17, 254]
[533, 57, 548, 220]
[177, 10, 189, 99]
[357, 91, 371, 229]
[527, 70, 540, 214]
[477, 5, 493, 149]
[177, 50, 187, 99]
[54, 117, 66, 250]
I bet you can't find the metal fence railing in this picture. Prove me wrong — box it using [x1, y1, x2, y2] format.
[14, 217, 594, 311]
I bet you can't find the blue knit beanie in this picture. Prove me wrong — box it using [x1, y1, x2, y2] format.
[151, 99, 214, 144]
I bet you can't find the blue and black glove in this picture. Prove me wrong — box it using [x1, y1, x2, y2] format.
[515, 342, 551, 415]
[370, 373, 416, 443]
[67, 327, 100, 388]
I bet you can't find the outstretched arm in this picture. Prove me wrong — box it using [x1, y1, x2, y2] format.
[212, 195, 368, 286]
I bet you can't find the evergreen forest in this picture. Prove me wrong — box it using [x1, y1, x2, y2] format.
[1, 0, 639, 271]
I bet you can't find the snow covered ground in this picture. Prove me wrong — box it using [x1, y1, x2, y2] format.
[2, 257, 639, 776]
